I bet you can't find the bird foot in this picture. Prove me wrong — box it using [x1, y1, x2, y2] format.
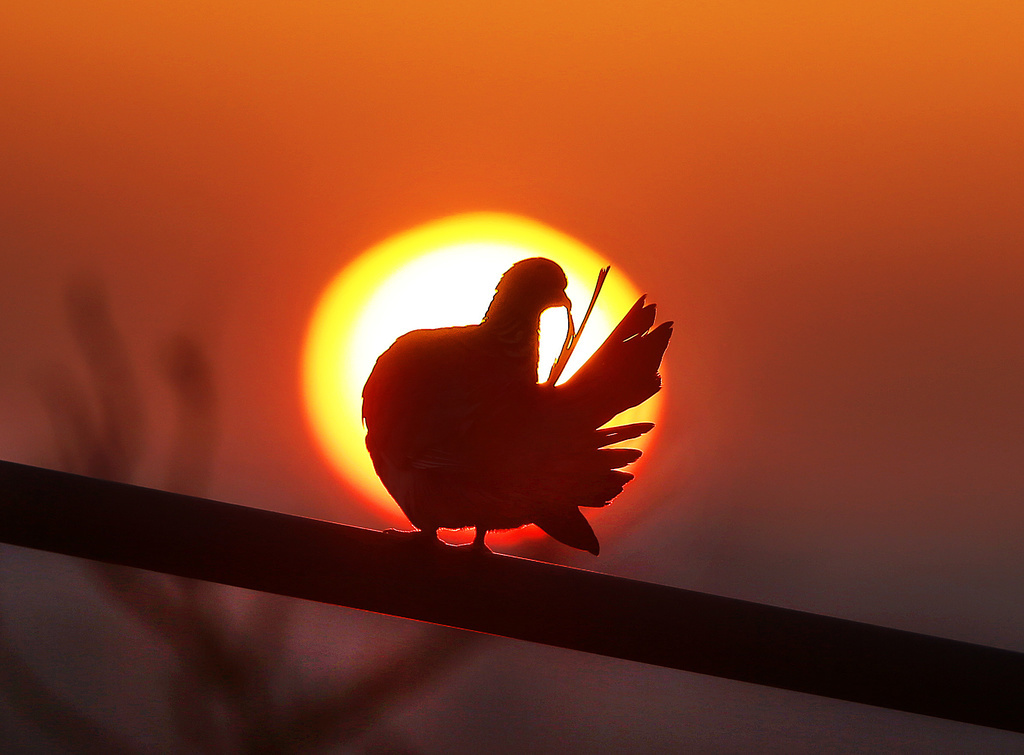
[448, 528, 494, 555]
[383, 528, 495, 556]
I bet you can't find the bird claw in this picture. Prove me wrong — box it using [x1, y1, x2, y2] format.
[383, 528, 494, 557]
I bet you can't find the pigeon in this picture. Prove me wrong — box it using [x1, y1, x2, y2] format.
[361, 257, 671, 554]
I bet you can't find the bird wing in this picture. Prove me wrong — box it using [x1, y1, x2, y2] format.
[363, 325, 546, 530]
[557, 296, 673, 429]
[363, 325, 533, 472]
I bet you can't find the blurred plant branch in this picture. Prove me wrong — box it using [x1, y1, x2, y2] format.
[1, 278, 490, 753]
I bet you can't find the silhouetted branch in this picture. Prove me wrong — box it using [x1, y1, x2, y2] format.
[62, 277, 146, 481]
[2, 459, 1022, 734]
[161, 333, 218, 496]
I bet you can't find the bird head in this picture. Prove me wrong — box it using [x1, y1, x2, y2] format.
[485, 258, 572, 322]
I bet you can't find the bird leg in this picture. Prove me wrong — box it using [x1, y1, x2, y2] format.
[471, 527, 491, 551]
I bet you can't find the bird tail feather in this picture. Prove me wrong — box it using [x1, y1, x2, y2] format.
[534, 507, 601, 555]
[528, 295, 671, 554]
[559, 297, 672, 428]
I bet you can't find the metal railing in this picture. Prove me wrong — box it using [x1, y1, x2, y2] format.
[1, 459, 1021, 733]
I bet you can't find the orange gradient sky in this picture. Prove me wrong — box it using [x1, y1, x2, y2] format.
[1, 3, 1023, 748]
[2, 1, 1020, 524]
[2, 0, 1021, 547]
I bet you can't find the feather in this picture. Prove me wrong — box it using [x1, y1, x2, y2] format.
[534, 507, 601, 555]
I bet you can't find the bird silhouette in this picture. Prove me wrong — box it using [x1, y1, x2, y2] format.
[361, 257, 671, 554]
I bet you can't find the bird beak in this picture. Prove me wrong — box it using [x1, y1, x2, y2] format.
[544, 300, 575, 386]
[559, 291, 574, 344]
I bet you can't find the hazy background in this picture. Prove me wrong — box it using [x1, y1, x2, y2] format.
[2, 1, 1022, 751]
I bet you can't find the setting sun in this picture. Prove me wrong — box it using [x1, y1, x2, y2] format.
[302, 212, 662, 529]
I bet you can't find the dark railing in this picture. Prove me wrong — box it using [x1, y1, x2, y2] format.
[1, 459, 1021, 733]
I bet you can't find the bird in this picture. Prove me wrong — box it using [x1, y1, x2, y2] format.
[361, 257, 671, 554]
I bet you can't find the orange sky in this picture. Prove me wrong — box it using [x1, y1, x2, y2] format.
[1, 3, 1023, 747]
[3, 0, 1022, 545]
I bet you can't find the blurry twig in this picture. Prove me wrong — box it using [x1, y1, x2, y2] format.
[3, 277, 501, 753]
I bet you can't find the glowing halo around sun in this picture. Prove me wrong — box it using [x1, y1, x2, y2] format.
[302, 212, 664, 535]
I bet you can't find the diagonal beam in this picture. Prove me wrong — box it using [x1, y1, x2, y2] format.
[1, 459, 1021, 733]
